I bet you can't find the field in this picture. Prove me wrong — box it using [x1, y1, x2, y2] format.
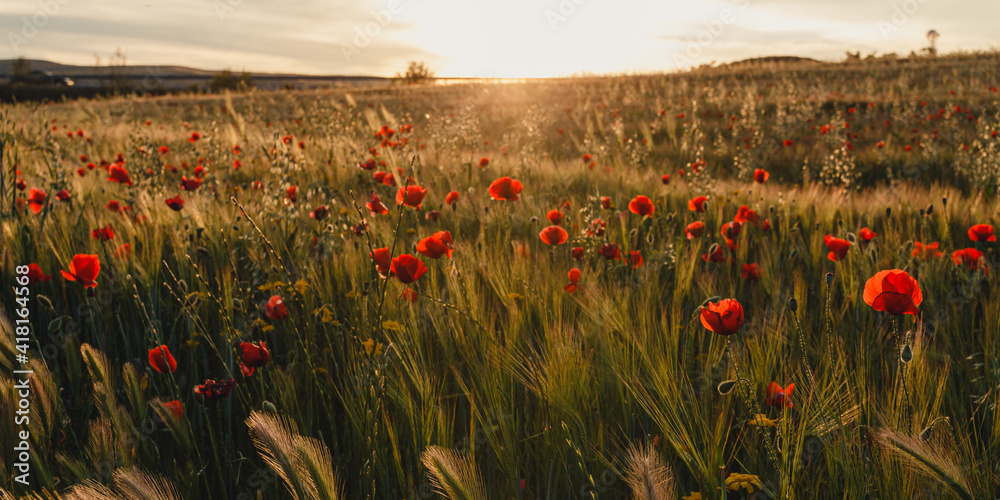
[1, 53, 999, 499]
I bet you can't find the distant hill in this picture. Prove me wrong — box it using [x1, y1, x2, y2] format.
[0, 59, 388, 90]
[723, 56, 824, 67]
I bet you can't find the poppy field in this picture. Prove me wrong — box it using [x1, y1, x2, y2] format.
[2, 53, 1000, 499]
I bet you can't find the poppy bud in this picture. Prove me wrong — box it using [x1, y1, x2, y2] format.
[885, 207, 892, 217]
[48, 316, 64, 333]
[925, 204, 933, 215]
[530, 216, 538, 223]
[826, 272, 834, 285]
[788, 298, 798, 312]
[708, 243, 719, 255]
[900, 343, 913, 363]
[941, 197, 947, 207]
[919, 209, 925, 217]
[815, 223, 820, 230]
[789, 249, 798, 259]
[233, 298, 243, 310]
[646, 233, 655, 244]
[847, 233, 856, 244]
[354, 241, 359, 249]
[262, 401, 277, 413]
[717, 380, 737, 394]
[178, 279, 188, 293]
[37, 294, 53, 310]
[837, 219, 843, 227]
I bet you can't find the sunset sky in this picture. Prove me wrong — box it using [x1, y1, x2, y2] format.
[2, 0, 997, 78]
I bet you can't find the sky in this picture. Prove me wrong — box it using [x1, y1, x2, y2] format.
[2, 0, 997, 78]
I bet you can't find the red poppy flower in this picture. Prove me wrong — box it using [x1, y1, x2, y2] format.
[417, 231, 454, 259]
[479, 157, 490, 168]
[563, 267, 581, 292]
[734, 206, 761, 228]
[686, 221, 706, 239]
[912, 241, 942, 259]
[61, 254, 100, 288]
[754, 169, 769, 183]
[56, 189, 70, 201]
[581, 154, 592, 162]
[572, 247, 584, 260]
[627, 250, 644, 268]
[194, 378, 236, 401]
[628, 195, 655, 217]
[547, 210, 563, 225]
[765, 382, 795, 408]
[702, 244, 724, 263]
[181, 176, 202, 191]
[824, 235, 851, 261]
[688, 196, 708, 212]
[445, 190, 460, 208]
[114, 244, 132, 259]
[286, 185, 298, 202]
[700, 298, 744, 335]
[27, 188, 46, 214]
[91, 225, 115, 241]
[189, 132, 201, 142]
[783, 139, 794, 147]
[721, 221, 742, 240]
[371, 247, 392, 277]
[601, 196, 612, 209]
[366, 193, 389, 215]
[310, 205, 328, 220]
[741, 263, 762, 281]
[265, 295, 288, 320]
[540, 225, 569, 245]
[661, 174, 670, 184]
[27, 263, 52, 285]
[396, 185, 428, 208]
[162, 400, 184, 420]
[952, 248, 987, 273]
[107, 165, 133, 186]
[390, 254, 428, 284]
[863, 269, 922, 316]
[599, 243, 621, 260]
[105, 200, 124, 213]
[166, 195, 185, 211]
[488, 177, 523, 201]
[158, 145, 169, 155]
[859, 227, 877, 242]
[239, 341, 270, 377]
[148, 345, 177, 373]
[968, 224, 996, 242]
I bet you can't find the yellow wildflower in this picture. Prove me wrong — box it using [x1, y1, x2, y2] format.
[345, 290, 356, 299]
[382, 320, 403, 332]
[726, 473, 762, 494]
[361, 338, 384, 356]
[293, 279, 310, 295]
[681, 493, 703, 500]
[748, 414, 777, 428]
[262, 325, 275, 332]
[507, 292, 525, 301]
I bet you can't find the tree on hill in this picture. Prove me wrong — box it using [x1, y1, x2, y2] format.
[11, 57, 31, 82]
[396, 61, 434, 85]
